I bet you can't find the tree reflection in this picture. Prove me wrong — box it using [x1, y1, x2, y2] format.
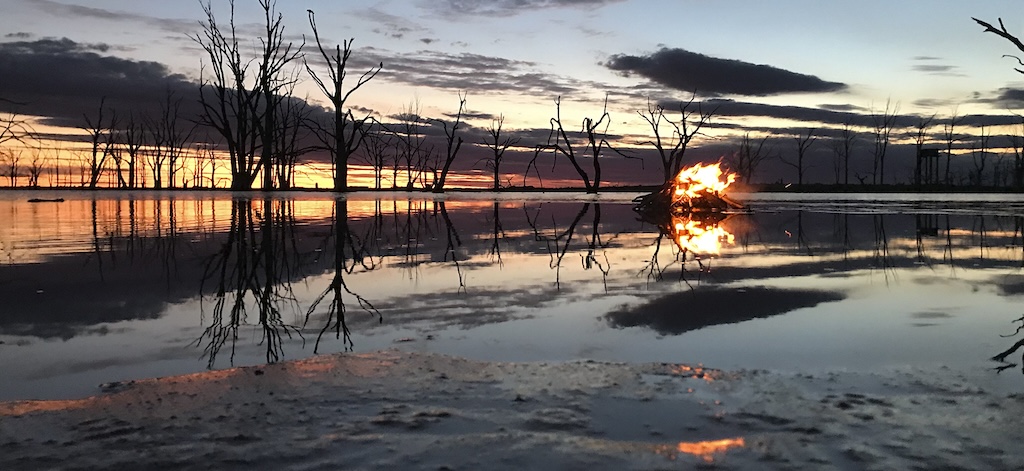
[525, 202, 608, 290]
[196, 198, 304, 367]
[304, 199, 381, 352]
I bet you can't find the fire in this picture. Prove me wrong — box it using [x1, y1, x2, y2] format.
[673, 162, 736, 202]
[669, 213, 735, 255]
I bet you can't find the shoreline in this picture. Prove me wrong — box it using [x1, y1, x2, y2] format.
[2, 350, 1022, 469]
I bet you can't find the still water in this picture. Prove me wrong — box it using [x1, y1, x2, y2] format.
[3, 190, 1024, 400]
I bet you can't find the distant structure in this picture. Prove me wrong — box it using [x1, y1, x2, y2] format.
[918, 148, 941, 186]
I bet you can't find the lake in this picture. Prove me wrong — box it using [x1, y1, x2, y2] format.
[3, 190, 1024, 400]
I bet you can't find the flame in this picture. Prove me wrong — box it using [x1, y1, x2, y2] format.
[654, 437, 746, 463]
[673, 162, 736, 201]
[669, 214, 735, 255]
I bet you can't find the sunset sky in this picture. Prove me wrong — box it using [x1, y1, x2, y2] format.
[3, 0, 1024, 187]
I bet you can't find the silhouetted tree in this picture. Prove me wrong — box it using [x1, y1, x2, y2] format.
[531, 95, 626, 193]
[781, 128, 816, 187]
[870, 100, 899, 185]
[431, 92, 467, 192]
[638, 93, 714, 183]
[82, 97, 118, 188]
[830, 122, 857, 186]
[974, 17, 1024, 73]
[912, 114, 935, 187]
[193, 0, 262, 190]
[305, 10, 381, 191]
[482, 114, 520, 190]
[727, 132, 773, 184]
[942, 108, 964, 185]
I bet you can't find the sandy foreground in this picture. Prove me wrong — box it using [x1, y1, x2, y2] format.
[2, 350, 1023, 470]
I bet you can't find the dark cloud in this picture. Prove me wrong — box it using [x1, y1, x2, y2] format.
[0, 37, 199, 128]
[429, 0, 626, 16]
[354, 48, 592, 95]
[5, 32, 31, 39]
[605, 48, 847, 97]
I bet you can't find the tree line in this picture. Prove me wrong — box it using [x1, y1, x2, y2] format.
[3, 8, 1024, 192]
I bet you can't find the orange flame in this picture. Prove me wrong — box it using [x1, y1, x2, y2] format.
[670, 214, 735, 255]
[673, 162, 736, 201]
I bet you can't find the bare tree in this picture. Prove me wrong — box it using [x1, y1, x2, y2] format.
[394, 101, 427, 189]
[830, 122, 857, 186]
[941, 107, 964, 185]
[193, 0, 262, 190]
[1, 149, 20, 186]
[974, 17, 1024, 73]
[531, 95, 624, 193]
[431, 92, 467, 192]
[1009, 116, 1024, 189]
[122, 112, 146, 188]
[727, 132, 773, 184]
[147, 89, 194, 189]
[0, 106, 30, 148]
[870, 99, 899, 185]
[638, 93, 714, 183]
[305, 10, 381, 191]
[912, 114, 935, 187]
[482, 114, 520, 190]
[254, 0, 303, 190]
[971, 124, 991, 186]
[81, 97, 118, 188]
[780, 128, 816, 187]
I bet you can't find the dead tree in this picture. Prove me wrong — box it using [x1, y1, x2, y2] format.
[942, 107, 964, 185]
[482, 114, 520, 190]
[82, 97, 118, 188]
[1009, 116, 1024, 189]
[254, 0, 303, 190]
[531, 95, 625, 193]
[912, 114, 935, 186]
[780, 128, 817, 187]
[726, 132, 773, 184]
[193, 0, 262, 190]
[870, 99, 899, 185]
[122, 113, 146, 189]
[431, 92, 467, 192]
[830, 122, 857, 186]
[305, 10, 381, 191]
[971, 124, 992, 186]
[974, 17, 1024, 73]
[638, 93, 714, 183]
[26, 149, 46, 188]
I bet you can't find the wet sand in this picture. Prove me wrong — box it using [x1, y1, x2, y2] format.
[2, 350, 1022, 470]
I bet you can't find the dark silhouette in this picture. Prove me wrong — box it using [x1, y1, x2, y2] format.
[638, 94, 715, 184]
[305, 10, 381, 191]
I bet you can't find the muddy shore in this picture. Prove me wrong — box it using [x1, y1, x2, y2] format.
[2, 350, 1022, 470]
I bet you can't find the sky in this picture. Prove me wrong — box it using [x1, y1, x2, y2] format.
[3, 0, 1024, 187]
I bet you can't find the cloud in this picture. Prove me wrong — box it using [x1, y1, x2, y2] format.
[356, 7, 432, 41]
[0, 37, 200, 127]
[23, 0, 193, 34]
[605, 47, 847, 96]
[353, 48, 594, 96]
[428, 0, 626, 17]
[4, 32, 32, 39]
[911, 58, 965, 77]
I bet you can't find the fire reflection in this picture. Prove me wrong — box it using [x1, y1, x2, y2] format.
[669, 213, 735, 256]
[655, 437, 746, 463]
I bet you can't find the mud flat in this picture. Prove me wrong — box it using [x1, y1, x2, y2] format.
[2, 350, 1023, 470]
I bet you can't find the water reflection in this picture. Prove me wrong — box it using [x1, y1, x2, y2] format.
[6, 192, 1024, 400]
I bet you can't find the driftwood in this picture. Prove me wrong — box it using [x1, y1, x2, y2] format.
[27, 198, 65, 203]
